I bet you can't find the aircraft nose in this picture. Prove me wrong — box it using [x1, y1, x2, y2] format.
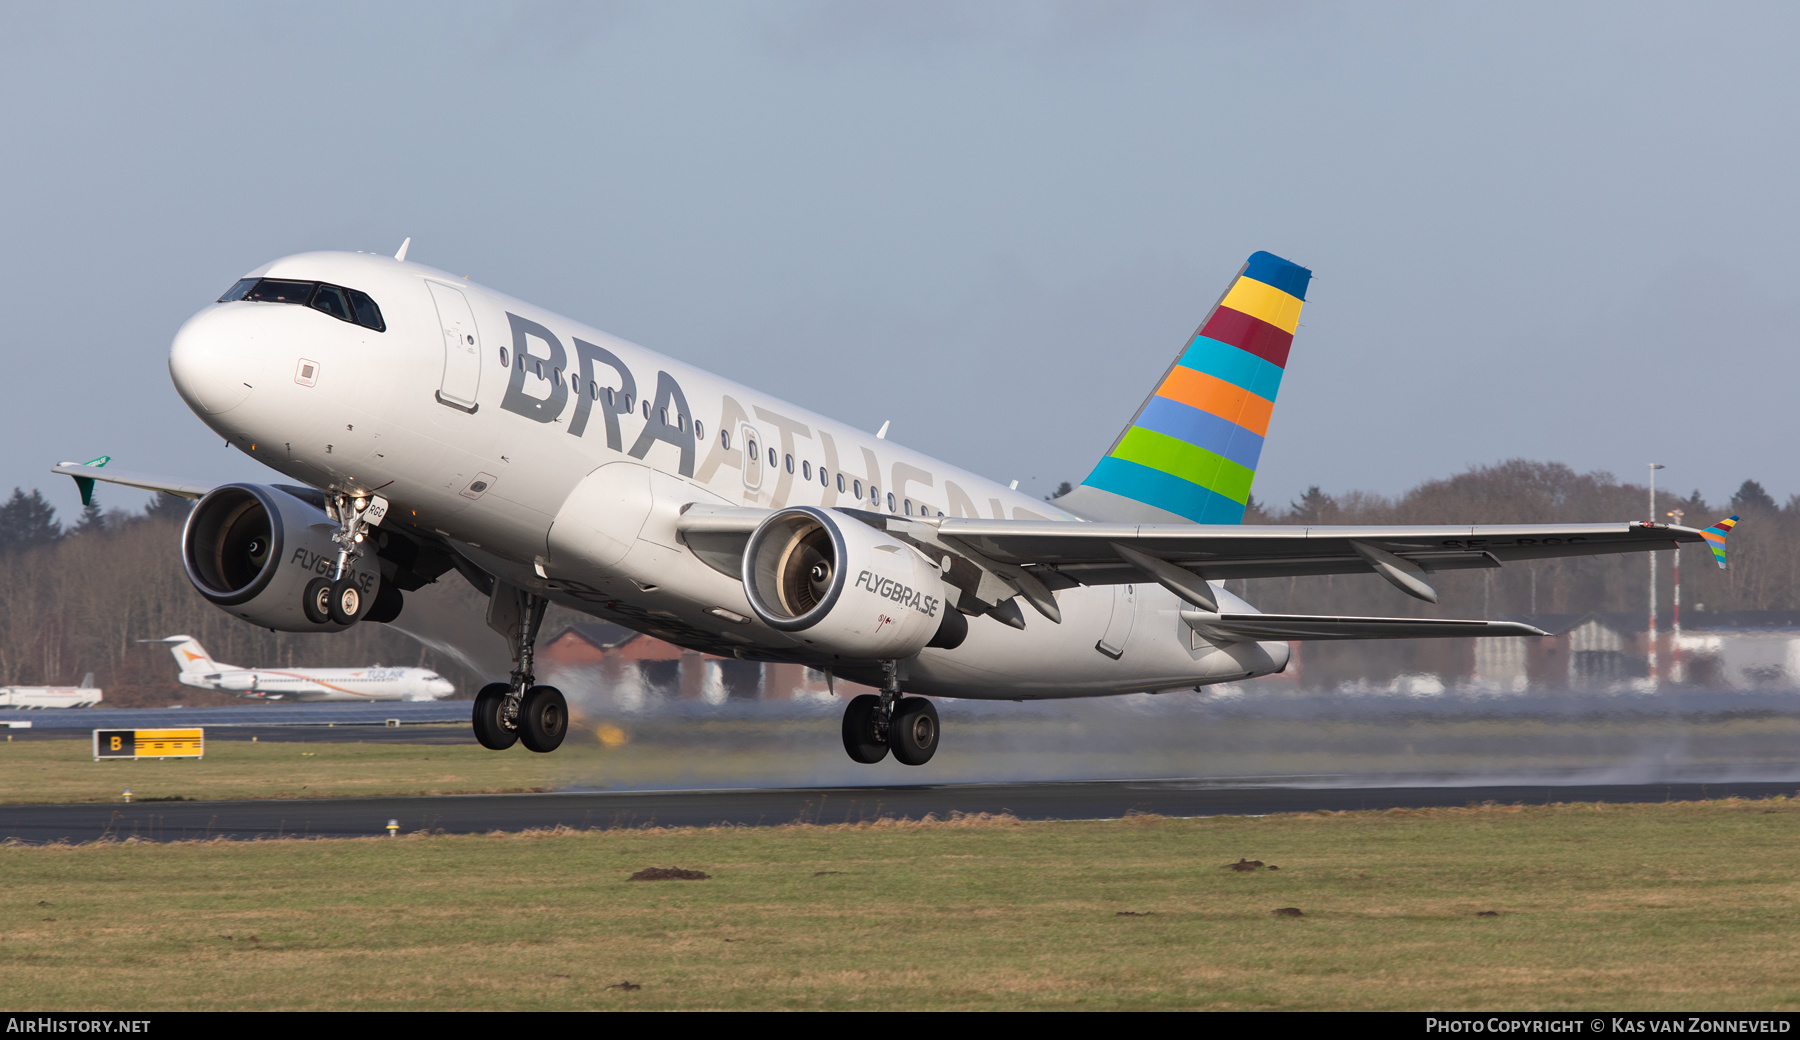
[430, 679, 456, 698]
[169, 305, 268, 415]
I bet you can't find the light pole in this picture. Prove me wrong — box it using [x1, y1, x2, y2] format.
[1648, 463, 1664, 686]
[1667, 508, 1684, 684]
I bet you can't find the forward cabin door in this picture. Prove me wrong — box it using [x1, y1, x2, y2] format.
[428, 281, 481, 412]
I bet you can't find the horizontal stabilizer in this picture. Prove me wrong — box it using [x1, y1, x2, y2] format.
[1180, 609, 1547, 643]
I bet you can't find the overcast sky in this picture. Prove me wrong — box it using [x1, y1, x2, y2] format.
[2, 1, 1795, 523]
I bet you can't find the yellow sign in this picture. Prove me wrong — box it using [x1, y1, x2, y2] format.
[93, 728, 204, 760]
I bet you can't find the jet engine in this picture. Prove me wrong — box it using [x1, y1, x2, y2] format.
[742, 506, 962, 660]
[181, 483, 380, 632]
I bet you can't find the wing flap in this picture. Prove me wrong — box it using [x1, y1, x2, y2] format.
[1181, 609, 1547, 642]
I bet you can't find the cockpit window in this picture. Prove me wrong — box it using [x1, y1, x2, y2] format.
[219, 278, 386, 332]
[244, 279, 316, 304]
[312, 284, 351, 321]
[346, 289, 383, 330]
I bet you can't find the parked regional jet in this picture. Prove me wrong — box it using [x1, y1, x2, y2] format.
[56, 244, 1737, 763]
[146, 636, 455, 702]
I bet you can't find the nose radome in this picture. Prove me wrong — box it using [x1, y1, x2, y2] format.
[169, 306, 268, 415]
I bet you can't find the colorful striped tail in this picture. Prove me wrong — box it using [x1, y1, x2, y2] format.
[1701, 515, 1739, 569]
[1060, 251, 1311, 524]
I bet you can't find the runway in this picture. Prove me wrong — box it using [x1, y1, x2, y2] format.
[4, 778, 1794, 843]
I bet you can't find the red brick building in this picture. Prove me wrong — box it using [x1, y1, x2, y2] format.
[536, 623, 867, 703]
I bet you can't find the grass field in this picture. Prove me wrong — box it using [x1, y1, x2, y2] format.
[4, 799, 1799, 1010]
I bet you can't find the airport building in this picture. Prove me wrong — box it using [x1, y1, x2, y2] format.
[537, 623, 868, 705]
[1471, 610, 1800, 690]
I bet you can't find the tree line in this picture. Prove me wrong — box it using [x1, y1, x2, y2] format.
[1, 460, 1791, 702]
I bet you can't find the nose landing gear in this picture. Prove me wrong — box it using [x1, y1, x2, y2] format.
[302, 492, 389, 626]
[839, 661, 939, 766]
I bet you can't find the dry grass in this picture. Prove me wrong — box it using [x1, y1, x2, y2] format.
[0, 733, 559, 804]
[4, 799, 1799, 1010]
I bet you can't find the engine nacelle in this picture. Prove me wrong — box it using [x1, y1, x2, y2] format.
[182, 483, 380, 632]
[742, 506, 956, 660]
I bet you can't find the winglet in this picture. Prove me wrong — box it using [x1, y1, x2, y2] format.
[58, 454, 110, 506]
[1701, 515, 1740, 569]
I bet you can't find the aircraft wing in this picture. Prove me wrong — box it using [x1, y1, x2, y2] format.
[928, 517, 1705, 582]
[923, 515, 1718, 615]
[51, 462, 215, 501]
[677, 505, 1730, 623]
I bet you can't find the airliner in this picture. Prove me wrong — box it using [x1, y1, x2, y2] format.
[56, 242, 1736, 763]
[146, 636, 456, 702]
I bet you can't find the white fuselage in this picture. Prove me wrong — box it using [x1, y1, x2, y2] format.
[168, 252, 1286, 698]
[179, 665, 455, 702]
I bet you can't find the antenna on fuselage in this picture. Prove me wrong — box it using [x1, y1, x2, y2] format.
[394, 237, 412, 262]
[875, 420, 890, 440]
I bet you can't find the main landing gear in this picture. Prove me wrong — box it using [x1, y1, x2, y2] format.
[841, 661, 939, 766]
[472, 585, 567, 754]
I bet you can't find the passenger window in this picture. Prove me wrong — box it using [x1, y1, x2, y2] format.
[499, 348, 509, 367]
[871, 486, 880, 505]
[853, 480, 862, 499]
[820, 467, 829, 487]
[532, 360, 543, 378]
[720, 429, 731, 450]
[218, 278, 257, 302]
[659, 407, 668, 426]
[553, 368, 563, 385]
[904, 499, 912, 515]
[802, 461, 811, 480]
[837, 474, 845, 493]
[695, 421, 704, 440]
[768, 447, 777, 468]
[887, 493, 896, 512]
[605, 387, 616, 406]
[747, 438, 758, 458]
[642, 401, 650, 419]
[785, 454, 794, 474]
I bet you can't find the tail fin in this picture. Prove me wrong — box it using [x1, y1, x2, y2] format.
[141, 636, 218, 673]
[1701, 515, 1740, 568]
[1059, 251, 1312, 524]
